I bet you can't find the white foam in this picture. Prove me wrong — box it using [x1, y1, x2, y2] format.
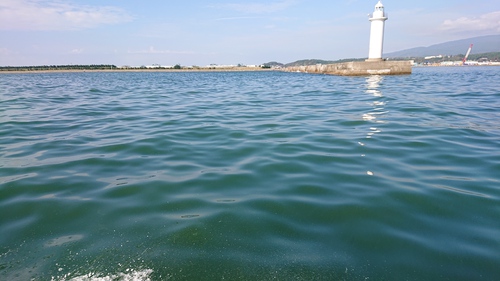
[53, 269, 153, 281]
[44, 235, 84, 247]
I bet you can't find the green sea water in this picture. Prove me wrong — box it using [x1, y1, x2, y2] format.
[1, 67, 499, 280]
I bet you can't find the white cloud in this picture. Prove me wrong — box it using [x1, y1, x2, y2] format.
[214, 16, 262, 21]
[0, 0, 133, 31]
[212, 0, 298, 14]
[70, 48, 83, 54]
[440, 11, 500, 34]
[0, 47, 17, 55]
[128, 46, 194, 55]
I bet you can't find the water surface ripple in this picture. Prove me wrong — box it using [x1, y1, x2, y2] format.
[1, 67, 499, 280]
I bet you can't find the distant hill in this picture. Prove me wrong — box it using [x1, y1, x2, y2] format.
[263, 58, 365, 67]
[262, 59, 335, 67]
[262, 61, 285, 67]
[284, 59, 336, 67]
[386, 35, 500, 58]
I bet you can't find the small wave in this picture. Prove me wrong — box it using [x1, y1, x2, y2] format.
[433, 184, 490, 198]
[53, 269, 153, 281]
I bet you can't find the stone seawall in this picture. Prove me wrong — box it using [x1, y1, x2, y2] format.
[284, 60, 412, 76]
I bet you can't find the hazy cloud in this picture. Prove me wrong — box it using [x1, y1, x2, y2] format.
[128, 47, 194, 55]
[0, 0, 133, 31]
[70, 48, 84, 54]
[440, 11, 500, 34]
[212, 0, 298, 14]
[214, 16, 262, 21]
[0, 47, 17, 55]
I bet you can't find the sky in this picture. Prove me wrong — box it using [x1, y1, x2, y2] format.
[0, 0, 499, 66]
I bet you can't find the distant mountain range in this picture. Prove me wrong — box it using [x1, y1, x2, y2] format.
[385, 35, 500, 58]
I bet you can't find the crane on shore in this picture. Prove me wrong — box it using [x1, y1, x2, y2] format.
[462, 44, 473, 65]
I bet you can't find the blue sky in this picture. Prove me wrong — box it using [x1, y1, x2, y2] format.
[0, 0, 498, 66]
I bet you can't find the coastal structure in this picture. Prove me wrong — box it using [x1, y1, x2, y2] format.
[367, 1, 388, 61]
[284, 1, 411, 76]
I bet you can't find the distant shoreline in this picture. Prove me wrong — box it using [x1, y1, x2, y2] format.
[0, 67, 275, 74]
[2, 64, 499, 74]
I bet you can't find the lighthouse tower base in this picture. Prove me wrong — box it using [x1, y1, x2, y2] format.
[365, 58, 384, 62]
[284, 60, 412, 76]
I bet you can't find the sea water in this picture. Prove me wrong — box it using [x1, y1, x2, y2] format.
[1, 67, 499, 280]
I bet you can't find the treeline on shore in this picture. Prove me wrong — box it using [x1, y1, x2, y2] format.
[0, 64, 271, 72]
[0, 65, 117, 71]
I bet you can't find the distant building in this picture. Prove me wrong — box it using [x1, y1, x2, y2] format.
[424, 55, 443, 60]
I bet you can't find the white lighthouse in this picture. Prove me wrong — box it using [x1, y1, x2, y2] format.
[367, 1, 388, 61]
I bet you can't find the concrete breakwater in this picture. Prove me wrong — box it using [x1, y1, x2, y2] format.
[284, 60, 412, 76]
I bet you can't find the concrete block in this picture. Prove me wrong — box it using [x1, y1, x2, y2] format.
[284, 60, 412, 76]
